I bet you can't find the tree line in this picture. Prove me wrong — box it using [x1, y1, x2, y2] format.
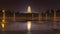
[0, 9, 60, 17]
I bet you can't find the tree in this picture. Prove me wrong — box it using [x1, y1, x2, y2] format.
[56, 9, 60, 17]
[46, 9, 54, 17]
[0, 10, 3, 16]
[6, 10, 13, 17]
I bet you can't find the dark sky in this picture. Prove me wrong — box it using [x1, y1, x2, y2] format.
[0, 0, 60, 12]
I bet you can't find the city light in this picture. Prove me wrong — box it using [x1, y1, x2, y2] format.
[2, 10, 5, 13]
[1, 19, 5, 29]
[1, 10, 5, 31]
[27, 6, 32, 34]
[27, 6, 31, 13]
[2, 19, 5, 23]
[27, 21, 31, 31]
[2, 23, 4, 29]
[27, 6, 31, 32]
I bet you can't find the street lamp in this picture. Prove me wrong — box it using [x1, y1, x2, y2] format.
[1, 10, 5, 31]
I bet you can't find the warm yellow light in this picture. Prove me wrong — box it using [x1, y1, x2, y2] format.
[2, 20, 5, 23]
[1, 19, 5, 29]
[27, 21, 31, 31]
[27, 6, 31, 13]
[2, 23, 4, 28]
[2, 10, 5, 13]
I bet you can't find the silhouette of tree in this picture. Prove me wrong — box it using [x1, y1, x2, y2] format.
[15, 12, 19, 16]
[46, 9, 54, 17]
[6, 9, 13, 17]
[56, 9, 60, 17]
[0, 10, 3, 16]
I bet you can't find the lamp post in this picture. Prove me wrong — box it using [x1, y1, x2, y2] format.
[2, 10, 5, 31]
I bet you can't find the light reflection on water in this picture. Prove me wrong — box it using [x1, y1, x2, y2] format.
[0, 21, 60, 34]
[28, 31, 31, 34]
[4, 21, 52, 31]
[27, 21, 31, 34]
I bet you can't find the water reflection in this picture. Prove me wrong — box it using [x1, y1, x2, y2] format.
[1, 10, 5, 31]
[27, 21, 31, 31]
[27, 21, 31, 34]
[0, 21, 60, 34]
[28, 31, 30, 34]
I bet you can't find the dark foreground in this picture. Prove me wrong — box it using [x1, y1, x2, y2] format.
[0, 30, 60, 34]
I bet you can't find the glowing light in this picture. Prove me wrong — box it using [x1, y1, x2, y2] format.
[2, 23, 4, 29]
[27, 6, 31, 34]
[2, 10, 5, 13]
[1, 10, 5, 31]
[27, 21, 31, 31]
[27, 6, 31, 13]
[2, 20, 4, 23]
[1, 19, 5, 28]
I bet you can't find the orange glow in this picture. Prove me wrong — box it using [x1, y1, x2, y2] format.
[2, 20, 5, 23]
[2, 23, 4, 29]
[1, 19, 5, 29]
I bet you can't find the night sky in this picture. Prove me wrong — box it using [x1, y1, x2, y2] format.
[0, 0, 60, 12]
